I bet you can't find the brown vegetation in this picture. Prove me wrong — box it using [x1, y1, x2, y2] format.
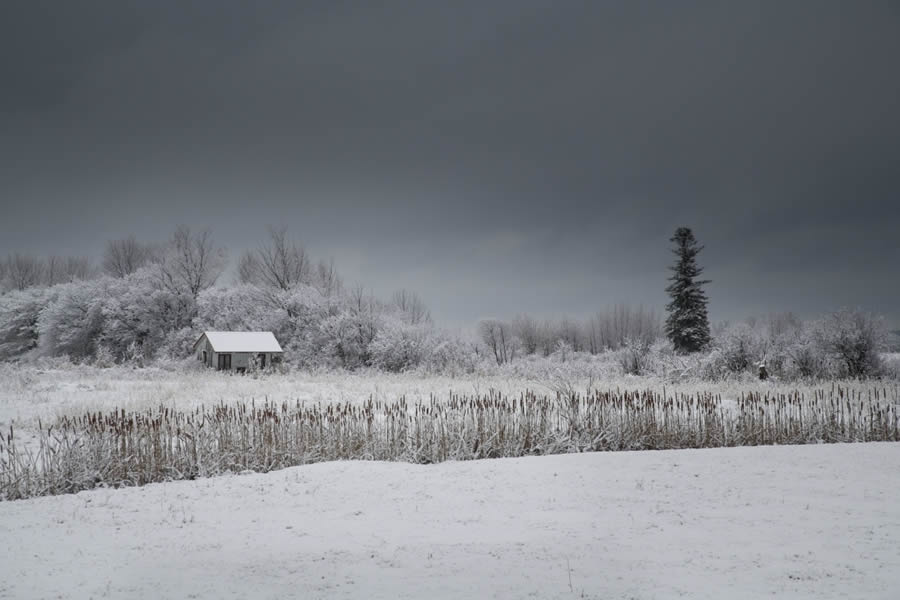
[2, 385, 897, 500]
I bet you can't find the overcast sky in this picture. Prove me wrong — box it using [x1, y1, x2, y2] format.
[1, 1, 898, 327]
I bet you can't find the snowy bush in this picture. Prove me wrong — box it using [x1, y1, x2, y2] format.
[817, 309, 887, 378]
[369, 319, 432, 372]
[880, 354, 900, 380]
[780, 322, 829, 380]
[318, 309, 379, 369]
[420, 334, 479, 375]
[92, 345, 116, 368]
[618, 337, 653, 376]
[709, 323, 765, 377]
[157, 327, 200, 361]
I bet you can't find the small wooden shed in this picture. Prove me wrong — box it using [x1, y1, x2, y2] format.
[193, 331, 283, 372]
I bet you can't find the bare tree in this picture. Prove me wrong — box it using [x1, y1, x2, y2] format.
[238, 227, 311, 292]
[512, 314, 541, 355]
[586, 305, 662, 352]
[158, 226, 226, 298]
[537, 319, 556, 356]
[391, 289, 431, 325]
[44, 256, 61, 286]
[478, 319, 517, 365]
[103, 236, 155, 278]
[347, 285, 379, 366]
[558, 318, 583, 352]
[65, 256, 96, 282]
[45, 256, 95, 285]
[315, 259, 343, 297]
[3, 254, 44, 291]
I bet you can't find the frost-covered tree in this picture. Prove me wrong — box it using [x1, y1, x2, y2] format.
[557, 318, 584, 353]
[158, 226, 226, 300]
[238, 227, 311, 294]
[314, 259, 343, 298]
[391, 289, 431, 325]
[237, 228, 347, 329]
[38, 279, 107, 359]
[103, 236, 157, 278]
[101, 269, 192, 361]
[665, 228, 711, 353]
[195, 285, 287, 334]
[2, 254, 44, 291]
[478, 319, 517, 365]
[45, 256, 95, 285]
[512, 314, 541, 355]
[0, 288, 51, 359]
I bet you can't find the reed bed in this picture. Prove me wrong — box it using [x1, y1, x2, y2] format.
[2, 385, 898, 500]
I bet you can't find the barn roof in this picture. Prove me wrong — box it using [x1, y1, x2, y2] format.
[198, 331, 283, 353]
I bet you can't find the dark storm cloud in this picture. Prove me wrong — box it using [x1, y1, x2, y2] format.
[1, 0, 898, 325]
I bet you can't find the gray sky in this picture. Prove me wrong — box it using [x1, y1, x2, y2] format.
[2, 0, 898, 327]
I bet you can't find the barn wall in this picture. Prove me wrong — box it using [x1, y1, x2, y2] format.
[195, 336, 215, 367]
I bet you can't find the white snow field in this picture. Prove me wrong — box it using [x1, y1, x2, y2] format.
[3, 362, 896, 430]
[1, 443, 898, 599]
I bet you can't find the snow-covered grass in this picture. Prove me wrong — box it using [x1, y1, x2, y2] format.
[3, 362, 897, 430]
[1, 443, 898, 599]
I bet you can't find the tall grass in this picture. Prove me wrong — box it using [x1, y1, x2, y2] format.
[2, 385, 898, 500]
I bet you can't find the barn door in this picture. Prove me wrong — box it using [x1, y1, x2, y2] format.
[258, 353, 266, 369]
[217, 353, 232, 370]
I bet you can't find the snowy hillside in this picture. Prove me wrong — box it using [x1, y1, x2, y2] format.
[2, 443, 898, 599]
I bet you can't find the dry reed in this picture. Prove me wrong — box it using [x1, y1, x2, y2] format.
[2, 384, 898, 500]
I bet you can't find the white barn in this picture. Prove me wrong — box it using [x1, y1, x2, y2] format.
[193, 331, 283, 372]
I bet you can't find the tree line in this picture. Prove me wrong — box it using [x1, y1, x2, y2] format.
[0, 226, 892, 379]
[0, 226, 472, 372]
[476, 228, 891, 379]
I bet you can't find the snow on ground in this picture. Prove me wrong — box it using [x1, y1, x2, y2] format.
[1, 443, 898, 599]
[3, 363, 894, 431]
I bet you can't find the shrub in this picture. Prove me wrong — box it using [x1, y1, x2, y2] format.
[818, 309, 887, 378]
[369, 319, 432, 372]
[619, 337, 653, 376]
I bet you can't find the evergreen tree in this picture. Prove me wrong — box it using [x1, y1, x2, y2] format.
[665, 227, 711, 353]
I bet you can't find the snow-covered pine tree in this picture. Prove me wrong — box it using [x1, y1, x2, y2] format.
[665, 227, 711, 353]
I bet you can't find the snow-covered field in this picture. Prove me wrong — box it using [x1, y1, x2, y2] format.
[3, 363, 896, 430]
[1, 443, 898, 599]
